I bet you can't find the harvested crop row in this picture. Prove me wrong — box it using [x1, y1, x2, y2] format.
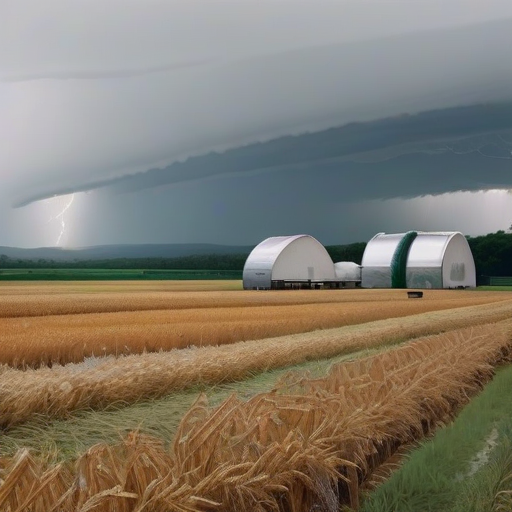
[0, 280, 239, 298]
[0, 351, 370, 463]
[1, 320, 511, 511]
[1, 300, 512, 429]
[1, 293, 509, 368]
[0, 286, 507, 319]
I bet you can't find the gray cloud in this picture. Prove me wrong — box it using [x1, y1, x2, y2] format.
[3, 17, 512, 209]
[102, 103, 512, 198]
[12, 103, 512, 207]
[4, 0, 511, 82]
[64, 166, 512, 248]
[2, 2, 512, 247]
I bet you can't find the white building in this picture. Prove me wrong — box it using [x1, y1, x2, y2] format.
[361, 231, 476, 289]
[334, 262, 362, 287]
[243, 235, 337, 290]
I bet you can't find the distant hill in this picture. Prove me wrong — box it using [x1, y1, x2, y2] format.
[0, 244, 255, 262]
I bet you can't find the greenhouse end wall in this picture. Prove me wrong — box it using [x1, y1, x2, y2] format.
[361, 267, 392, 288]
[406, 267, 443, 288]
[243, 234, 337, 290]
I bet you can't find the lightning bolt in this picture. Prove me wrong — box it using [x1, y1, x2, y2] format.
[51, 194, 75, 246]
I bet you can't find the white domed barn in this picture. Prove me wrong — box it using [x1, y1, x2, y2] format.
[243, 235, 337, 290]
[361, 231, 476, 289]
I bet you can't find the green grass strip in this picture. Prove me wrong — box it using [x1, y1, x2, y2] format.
[0, 268, 242, 281]
[476, 286, 512, 292]
[450, 428, 512, 512]
[361, 364, 512, 512]
[390, 231, 417, 288]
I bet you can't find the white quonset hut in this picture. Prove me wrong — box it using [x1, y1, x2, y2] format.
[243, 235, 337, 290]
[334, 262, 362, 287]
[361, 231, 476, 289]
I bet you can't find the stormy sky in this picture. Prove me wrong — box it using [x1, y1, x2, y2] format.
[1, 0, 512, 248]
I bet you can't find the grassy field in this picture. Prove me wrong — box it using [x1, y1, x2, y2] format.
[475, 285, 512, 291]
[0, 281, 512, 510]
[0, 268, 242, 280]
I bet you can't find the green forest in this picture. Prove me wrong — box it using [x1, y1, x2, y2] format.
[0, 232, 511, 281]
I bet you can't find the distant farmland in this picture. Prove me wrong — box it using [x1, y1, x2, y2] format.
[0, 268, 242, 280]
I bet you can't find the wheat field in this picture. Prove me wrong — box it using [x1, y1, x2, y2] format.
[1, 282, 512, 510]
[0, 319, 511, 511]
[1, 299, 512, 429]
[0, 282, 510, 367]
[0, 282, 508, 318]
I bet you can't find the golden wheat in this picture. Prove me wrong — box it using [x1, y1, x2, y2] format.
[0, 285, 507, 318]
[0, 286, 509, 367]
[1, 301, 512, 430]
[0, 320, 511, 511]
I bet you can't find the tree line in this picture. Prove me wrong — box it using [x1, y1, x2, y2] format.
[466, 230, 512, 277]
[0, 232, 511, 277]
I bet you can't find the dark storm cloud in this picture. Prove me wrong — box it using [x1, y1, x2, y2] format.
[70, 157, 512, 248]
[13, 103, 512, 207]
[102, 103, 512, 199]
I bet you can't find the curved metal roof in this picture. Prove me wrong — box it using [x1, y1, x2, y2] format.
[361, 231, 475, 288]
[362, 231, 461, 267]
[406, 232, 458, 267]
[361, 232, 405, 267]
[243, 235, 307, 273]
